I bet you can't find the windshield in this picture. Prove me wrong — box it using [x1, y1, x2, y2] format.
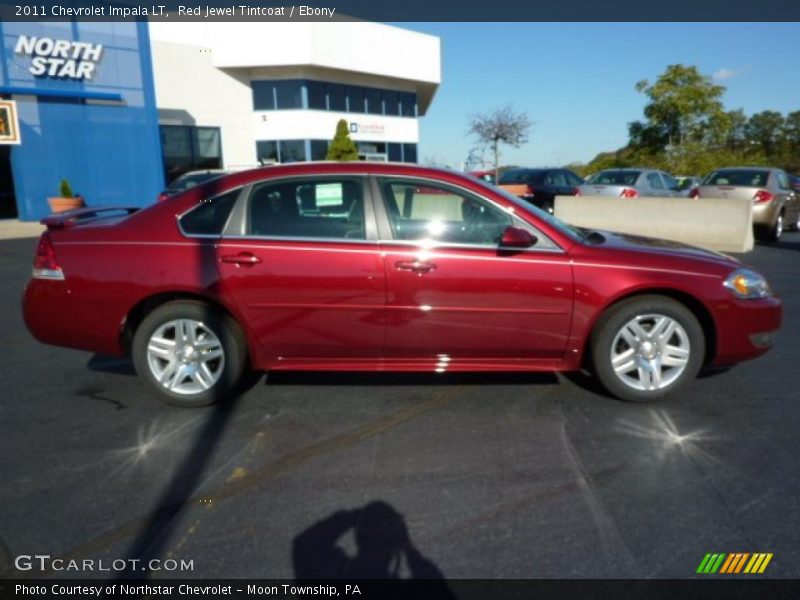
[704, 169, 769, 187]
[587, 170, 641, 186]
[469, 175, 586, 242]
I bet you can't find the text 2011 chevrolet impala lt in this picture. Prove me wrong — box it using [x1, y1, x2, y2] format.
[23, 163, 781, 407]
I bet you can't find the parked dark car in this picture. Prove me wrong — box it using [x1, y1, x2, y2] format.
[157, 169, 228, 202]
[24, 162, 781, 407]
[497, 168, 583, 214]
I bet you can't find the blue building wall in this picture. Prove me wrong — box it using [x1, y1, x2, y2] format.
[0, 21, 164, 221]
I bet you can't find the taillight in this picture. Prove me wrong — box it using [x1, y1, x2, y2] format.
[620, 188, 638, 198]
[572, 187, 581, 197]
[753, 190, 773, 204]
[157, 192, 170, 202]
[32, 232, 64, 280]
[522, 185, 535, 198]
[689, 188, 700, 199]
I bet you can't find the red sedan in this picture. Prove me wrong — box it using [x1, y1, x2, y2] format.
[23, 162, 781, 407]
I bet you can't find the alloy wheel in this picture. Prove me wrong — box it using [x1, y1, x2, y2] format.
[146, 319, 225, 395]
[609, 313, 690, 392]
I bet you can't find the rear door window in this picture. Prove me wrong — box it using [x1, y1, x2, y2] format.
[248, 178, 367, 240]
[647, 172, 665, 190]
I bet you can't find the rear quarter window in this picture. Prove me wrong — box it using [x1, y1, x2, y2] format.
[179, 190, 239, 236]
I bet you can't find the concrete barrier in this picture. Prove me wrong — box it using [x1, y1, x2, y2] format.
[554, 195, 754, 253]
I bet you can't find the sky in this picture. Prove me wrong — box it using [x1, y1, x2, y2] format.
[396, 22, 800, 169]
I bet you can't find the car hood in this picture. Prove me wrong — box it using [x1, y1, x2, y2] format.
[588, 229, 741, 268]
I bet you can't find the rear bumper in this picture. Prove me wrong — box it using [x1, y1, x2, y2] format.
[711, 296, 782, 366]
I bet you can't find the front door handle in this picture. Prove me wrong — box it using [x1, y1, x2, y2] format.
[221, 252, 262, 266]
[395, 260, 436, 274]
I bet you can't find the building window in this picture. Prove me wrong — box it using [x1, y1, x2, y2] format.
[279, 140, 306, 162]
[346, 86, 365, 113]
[365, 87, 382, 115]
[252, 81, 276, 110]
[383, 91, 399, 116]
[161, 125, 223, 184]
[402, 143, 418, 163]
[256, 141, 279, 164]
[327, 83, 346, 112]
[310, 140, 329, 161]
[307, 81, 327, 110]
[388, 143, 402, 162]
[275, 80, 303, 109]
[399, 92, 417, 117]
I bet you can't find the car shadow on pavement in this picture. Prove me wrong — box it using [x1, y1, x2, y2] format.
[293, 500, 456, 595]
[87, 354, 137, 376]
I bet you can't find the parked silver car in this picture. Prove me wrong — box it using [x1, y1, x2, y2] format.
[578, 168, 684, 198]
[692, 167, 800, 242]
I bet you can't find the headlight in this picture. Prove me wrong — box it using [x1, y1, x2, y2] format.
[723, 268, 772, 299]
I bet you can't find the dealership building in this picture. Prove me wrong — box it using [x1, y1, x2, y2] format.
[0, 21, 440, 221]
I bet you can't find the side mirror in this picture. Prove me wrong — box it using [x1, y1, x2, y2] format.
[500, 226, 536, 248]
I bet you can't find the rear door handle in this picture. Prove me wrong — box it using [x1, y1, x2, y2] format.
[395, 260, 436, 274]
[221, 252, 262, 266]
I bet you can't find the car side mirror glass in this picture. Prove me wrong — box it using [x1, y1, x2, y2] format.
[500, 226, 536, 248]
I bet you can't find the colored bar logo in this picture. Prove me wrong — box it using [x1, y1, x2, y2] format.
[696, 553, 773, 574]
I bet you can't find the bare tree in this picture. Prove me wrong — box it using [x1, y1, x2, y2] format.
[468, 105, 532, 181]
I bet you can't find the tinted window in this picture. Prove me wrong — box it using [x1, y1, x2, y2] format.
[545, 171, 567, 186]
[256, 141, 278, 164]
[564, 171, 584, 187]
[589, 171, 641, 186]
[327, 84, 346, 111]
[379, 178, 513, 246]
[399, 92, 416, 117]
[498, 170, 545, 185]
[383, 91, 399, 116]
[365, 87, 382, 115]
[705, 170, 769, 187]
[647, 172, 665, 189]
[249, 178, 366, 240]
[252, 81, 275, 110]
[275, 80, 303, 109]
[346, 86, 365, 113]
[310, 140, 329, 161]
[388, 143, 402, 162]
[180, 190, 239, 236]
[279, 140, 306, 163]
[307, 81, 327, 110]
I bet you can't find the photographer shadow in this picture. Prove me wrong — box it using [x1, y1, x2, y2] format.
[293, 500, 455, 594]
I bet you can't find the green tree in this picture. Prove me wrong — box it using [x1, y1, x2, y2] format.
[745, 111, 785, 156]
[468, 105, 532, 182]
[630, 64, 729, 151]
[326, 119, 359, 161]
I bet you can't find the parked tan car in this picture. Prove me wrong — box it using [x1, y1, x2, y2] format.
[692, 167, 800, 241]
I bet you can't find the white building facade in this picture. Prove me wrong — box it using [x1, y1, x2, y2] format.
[148, 22, 441, 181]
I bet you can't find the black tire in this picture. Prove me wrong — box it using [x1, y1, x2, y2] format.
[132, 301, 248, 407]
[762, 212, 783, 243]
[590, 295, 705, 403]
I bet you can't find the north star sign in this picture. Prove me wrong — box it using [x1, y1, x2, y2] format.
[14, 36, 104, 80]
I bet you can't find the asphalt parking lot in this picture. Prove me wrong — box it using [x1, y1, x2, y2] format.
[1, 233, 799, 580]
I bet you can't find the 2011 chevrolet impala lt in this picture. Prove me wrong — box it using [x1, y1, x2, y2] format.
[23, 163, 781, 407]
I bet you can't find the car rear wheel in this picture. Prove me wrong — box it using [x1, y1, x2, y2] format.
[762, 213, 783, 242]
[590, 296, 705, 402]
[132, 301, 247, 407]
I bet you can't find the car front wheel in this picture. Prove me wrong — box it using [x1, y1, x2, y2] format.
[590, 296, 705, 402]
[132, 301, 248, 407]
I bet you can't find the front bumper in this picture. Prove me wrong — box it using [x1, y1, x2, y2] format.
[711, 296, 782, 366]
